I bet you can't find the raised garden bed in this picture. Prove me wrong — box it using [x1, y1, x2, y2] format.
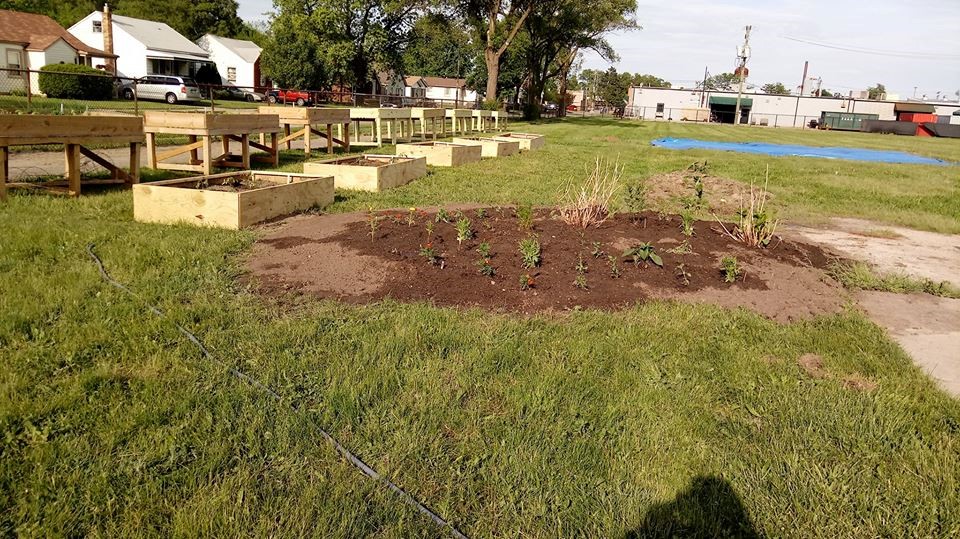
[258, 106, 350, 155]
[303, 154, 427, 191]
[132, 170, 333, 229]
[246, 208, 843, 321]
[492, 132, 545, 151]
[451, 137, 520, 158]
[395, 141, 482, 167]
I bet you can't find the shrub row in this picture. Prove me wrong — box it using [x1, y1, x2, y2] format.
[37, 64, 114, 100]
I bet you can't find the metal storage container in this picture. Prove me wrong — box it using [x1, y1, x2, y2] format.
[819, 111, 879, 131]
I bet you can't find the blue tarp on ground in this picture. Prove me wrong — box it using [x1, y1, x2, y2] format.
[650, 137, 951, 166]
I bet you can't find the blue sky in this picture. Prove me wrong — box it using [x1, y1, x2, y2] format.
[237, 0, 960, 100]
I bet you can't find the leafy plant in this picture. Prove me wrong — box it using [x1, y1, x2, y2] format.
[680, 210, 695, 237]
[475, 208, 487, 219]
[558, 157, 623, 228]
[666, 240, 693, 255]
[607, 255, 621, 278]
[38, 63, 113, 100]
[367, 209, 381, 240]
[591, 241, 604, 258]
[721, 256, 741, 283]
[623, 242, 663, 267]
[516, 202, 534, 230]
[435, 208, 452, 223]
[518, 236, 541, 269]
[455, 217, 473, 247]
[574, 254, 588, 289]
[406, 207, 418, 226]
[519, 273, 535, 290]
[675, 263, 691, 286]
[687, 161, 707, 206]
[476, 242, 491, 258]
[419, 242, 442, 266]
[716, 166, 780, 248]
[623, 178, 647, 213]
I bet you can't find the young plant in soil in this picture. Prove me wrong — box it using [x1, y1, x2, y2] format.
[623, 242, 663, 268]
[716, 166, 780, 248]
[476, 242, 495, 276]
[367, 209, 381, 240]
[687, 160, 707, 206]
[721, 256, 742, 283]
[623, 178, 647, 213]
[425, 221, 435, 238]
[667, 240, 693, 255]
[607, 255, 621, 278]
[436, 208, 452, 223]
[519, 273, 535, 290]
[680, 210, 696, 237]
[455, 217, 474, 248]
[675, 263, 691, 286]
[475, 208, 487, 219]
[516, 202, 534, 231]
[591, 241, 604, 258]
[406, 207, 418, 227]
[574, 254, 588, 290]
[419, 242, 442, 266]
[518, 236, 541, 268]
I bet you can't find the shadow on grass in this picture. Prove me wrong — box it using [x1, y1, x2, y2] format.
[625, 475, 762, 539]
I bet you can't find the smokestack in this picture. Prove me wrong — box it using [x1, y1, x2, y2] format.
[103, 3, 115, 74]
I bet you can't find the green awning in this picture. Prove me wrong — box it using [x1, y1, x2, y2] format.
[709, 96, 752, 107]
[894, 102, 935, 113]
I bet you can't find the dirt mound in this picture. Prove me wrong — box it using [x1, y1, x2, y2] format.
[244, 209, 847, 322]
[645, 171, 752, 216]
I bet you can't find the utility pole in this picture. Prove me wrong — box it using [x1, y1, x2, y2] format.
[699, 66, 708, 107]
[733, 25, 752, 125]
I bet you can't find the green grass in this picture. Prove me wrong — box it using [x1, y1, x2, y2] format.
[2, 118, 960, 537]
[831, 262, 960, 299]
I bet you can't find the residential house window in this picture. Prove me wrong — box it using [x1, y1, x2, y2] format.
[93, 20, 102, 33]
[227, 67, 236, 83]
[5, 49, 23, 77]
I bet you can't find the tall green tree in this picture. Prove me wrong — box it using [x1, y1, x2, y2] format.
[597, 66, 627, 108]
[760, 82, 789, 95]
[628, 73, 670, 88]
[521, 0, 636, 118]
[402, 12, 474, 78]
[866, 83, 886, 100]
[459, 0, 536, 103]
[701, 72, 738, 91]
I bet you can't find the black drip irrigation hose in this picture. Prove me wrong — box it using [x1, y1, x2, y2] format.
[86, 244, 468, 539]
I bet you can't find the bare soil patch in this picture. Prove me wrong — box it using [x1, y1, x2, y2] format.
[203, 178, 276, 192]
[245, 209, 846, 321]
[645, 171, 752, 216]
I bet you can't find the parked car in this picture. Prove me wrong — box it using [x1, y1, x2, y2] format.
[121, 75, 202, 104]
[266, 89, 312, 106]
[219, 87, 265, 102]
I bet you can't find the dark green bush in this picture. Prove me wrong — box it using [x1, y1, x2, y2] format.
[37, 64, 114, 100]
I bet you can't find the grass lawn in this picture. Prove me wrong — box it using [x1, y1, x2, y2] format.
[2, 118, 959, 537]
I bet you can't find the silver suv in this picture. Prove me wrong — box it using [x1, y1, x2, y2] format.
[122, 75, 202, 104]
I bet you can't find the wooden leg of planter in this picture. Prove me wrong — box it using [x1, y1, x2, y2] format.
[188, 135, 199, 165]
[129, 142, 140, 184]
[146, 132, 157, 169]
[284, 124, 292, 150]
[202, 136, 213, 175]
[271, 132, 279, 167]
[376, 119, 383, 147]
[221, 136, 230, 160]
[344, 123, 350, 152]
[0, 146, 8, 201]
[326, 124, 333, 154]
[241, 134, 250, 169]
[304, 124, 311, 156]
[65, 143, 80, 196]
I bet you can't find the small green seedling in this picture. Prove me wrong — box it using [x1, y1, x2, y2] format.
[419, 242, 442, 266]
[680, 210, 695, 237]
[721, 256, 742, 283]
[435, 208, 452, 223]
[623, 242, 663, 267]
[518, 236, 541, 269]
[675, 263, 691, 286]
[455, 217, 473, 247]
[519, 273, 535, 290]
[591, 241, 604, 258]
[516, 202, 534, 230]
[574, 254, 588, 290]
[607, 255, 621, 278]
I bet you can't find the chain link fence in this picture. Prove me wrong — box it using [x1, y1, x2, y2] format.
[623, 105, 820, 129]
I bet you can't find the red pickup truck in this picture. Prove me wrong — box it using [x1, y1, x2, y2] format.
[266, 89, 313, 106]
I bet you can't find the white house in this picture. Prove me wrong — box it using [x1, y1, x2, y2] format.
[403, 76, 427, 99]
[69, 9, 210, 79]
[0, 9, 115, 94]
[196, 34, 262, 89]
[419, 76, 478, 106]
[372, 71, 406, 96]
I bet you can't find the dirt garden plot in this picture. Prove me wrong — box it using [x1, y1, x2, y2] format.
[245, 209, 845, 321]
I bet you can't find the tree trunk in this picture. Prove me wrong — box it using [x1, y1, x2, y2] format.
[484, 48, 500, 103]
[558, 77, 569, 118]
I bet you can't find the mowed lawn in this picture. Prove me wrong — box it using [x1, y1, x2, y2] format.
[2, 118, 959, 537]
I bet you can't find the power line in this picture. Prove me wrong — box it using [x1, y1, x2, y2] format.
[781, 36, 960, 60]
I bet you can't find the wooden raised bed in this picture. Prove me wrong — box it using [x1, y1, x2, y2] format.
[304, 154, 427, 192]
[259, 106, 350, 156]
[451, 137, 520, 158]
[132, 170, 334, 229]
[143, 111, 281, 175]
[409, 108, 446, 140]
[491, 110, 507, 131]
[445, 109, 473, 136]
[395, 141, 481, 167]
[349, 108, 413, 146]
[0, 114, 143, 198]
[471, 109, 493, 132]
[492, 132, 545, 151]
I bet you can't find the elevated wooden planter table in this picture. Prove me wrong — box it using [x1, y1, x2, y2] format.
[349, 108, 412, 147]
[0, 114, 143, 199]
[445, 109, 473, 136]
[259, 106, 350, 156]
[409, 108, 446, 140]
[491, 111, 507, 131]
[143, 111, 280, 175]
[471, 109, 493, 132]
[133, 170, 334, 229]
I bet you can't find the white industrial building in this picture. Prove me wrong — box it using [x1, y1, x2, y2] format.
[626, 87, 960, 128]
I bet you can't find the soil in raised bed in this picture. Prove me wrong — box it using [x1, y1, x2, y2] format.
[199, 177, 276, 192]
[245, 208, 847, 321]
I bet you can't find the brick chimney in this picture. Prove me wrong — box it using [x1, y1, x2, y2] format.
[102, 3, 116, 74]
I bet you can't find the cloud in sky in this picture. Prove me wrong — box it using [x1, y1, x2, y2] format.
[236, 0, 960, 99]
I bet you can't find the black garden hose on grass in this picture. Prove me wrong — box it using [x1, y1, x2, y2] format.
[86, 243, 468, 539]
